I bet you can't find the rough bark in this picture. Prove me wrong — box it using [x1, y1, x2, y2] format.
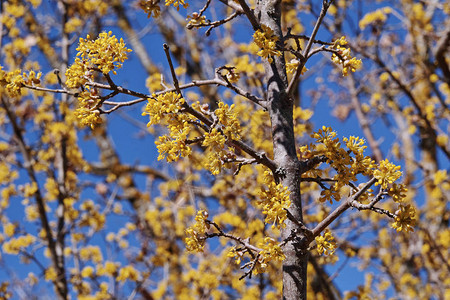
[255, 1, 307, 299]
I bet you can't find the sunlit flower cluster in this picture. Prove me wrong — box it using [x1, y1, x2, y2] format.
[391, 204, 416, 232]
[359, 7, 392, 30]
[187, 13, 207, 27]
[315, 229, 337, 256]
[72, 89, 102, 129]
[0, 68, 23, 97]
[286, 58, 308, 75]
[2, 234, 36, 255]
[255, 237, 285, 274]
[142, 92, 185, 126]
[142, 92, 194, 162]
[373, 159, 402, 189]
[388, 183, 408, 202]
[253, 25, 282, 63]
[185, 210, 209, 252]
[116, 265, 140, 282]
[64, 32, 131, 127]
[66, 31, 131, 88]
[330, 36, 362, 76]
[258, 171, 291, 228]
[214, 102, 241, 140]
[165, 0, 188, 11]
[139, 0, 161, 18]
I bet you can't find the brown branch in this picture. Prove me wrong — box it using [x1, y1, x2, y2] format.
[287, 0, 334, 97]
[311, 177, 377, 239]
[235, 0, 260, 31]
[434, 23, 450, 86]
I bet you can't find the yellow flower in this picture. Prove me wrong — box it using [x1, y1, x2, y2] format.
[165, 0, 188, 10]
[286, 59, 308, 75]
[330, 36, 362, 76]
[373, 159, 402, 189]
[139, 0, 161, 18]
[184, 210, 209, 252]
[258, 181, 291, 228]
[254, 237, 285, 274]
[359, 7, 392, 30]
[315, 229, 337, 256]
[81, 266, 95, 278]
[392, 204, 416, 233]
[116, 265, 140, 282]
[44, 267, 58, 281]
[253, 25, 282, 63]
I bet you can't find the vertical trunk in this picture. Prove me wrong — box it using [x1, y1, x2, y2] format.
[255, 1, 307, 299]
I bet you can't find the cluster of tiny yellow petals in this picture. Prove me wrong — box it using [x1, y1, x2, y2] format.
[156, 124, 191, 162]
[74, 89, 102, 129]
[0, 68, 22, 97]
[139, 0, 161, 18]
[187, 13, 207, 27]
[116, 265, 140, 282]
[391, 204, 416, 232]
[214, 102, 241, 140]
[225, 68, 240, 83]
[2, 234, 36, 255]
[388, 183, 408, 202]
[258, 171, 291, 228]
[227, 246, 245, 265]
[142, 92, 185, 126]
[286, 59, 308, 75]
[142, 92, 193, 162]
[253, 25, 282, 63]
[255, 237, 285, 274]
[373, 159, 402, 189]
[359, 7, 392, 29]
[315, 229, 337, 256]
[185, 210, 209, 252]
[165, 0, 188, 11]
[65, 32, 131, 128]
[330, 36, 362, 76]
[66, 31, 131, 89]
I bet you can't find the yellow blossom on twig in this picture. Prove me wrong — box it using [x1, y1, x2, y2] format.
[253, 25, 282, 63]
[315, 229, 337, 256]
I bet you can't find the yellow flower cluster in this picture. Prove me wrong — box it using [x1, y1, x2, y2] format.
[255, 237, 285, 274]
[187, 13, 207, 27]
[96, 261, 119, 277]
[286, 58, 308, 75]
[142, 92, 185, 126]
[253, 25, 282, 63]
[258, 171, 291, 228]
[139, 0, 161, 18]
[227, 246, 245, 265]
[201, 102, 241, 174]
[2, 234, 36, 255]
[0, 67, 41, 97]
[116, 265, 140, 282]
[165, 0, 188, 11]
[330, 36, 362, 76]
[66, 31, 131, 88]
[388, 183, 408, 202]
[359, 7, 392, 30]
[392, 204, 416, 233]
[315, 229, 337, 256]
[373, 159, 402, 189]
[185, 210, 209, 252]
[143, 92, 194, 162]
[215, 102, 241, 140]
[65, 32, 131, 128]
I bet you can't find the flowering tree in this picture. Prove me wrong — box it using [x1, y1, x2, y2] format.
[0, 0, 448, 299]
